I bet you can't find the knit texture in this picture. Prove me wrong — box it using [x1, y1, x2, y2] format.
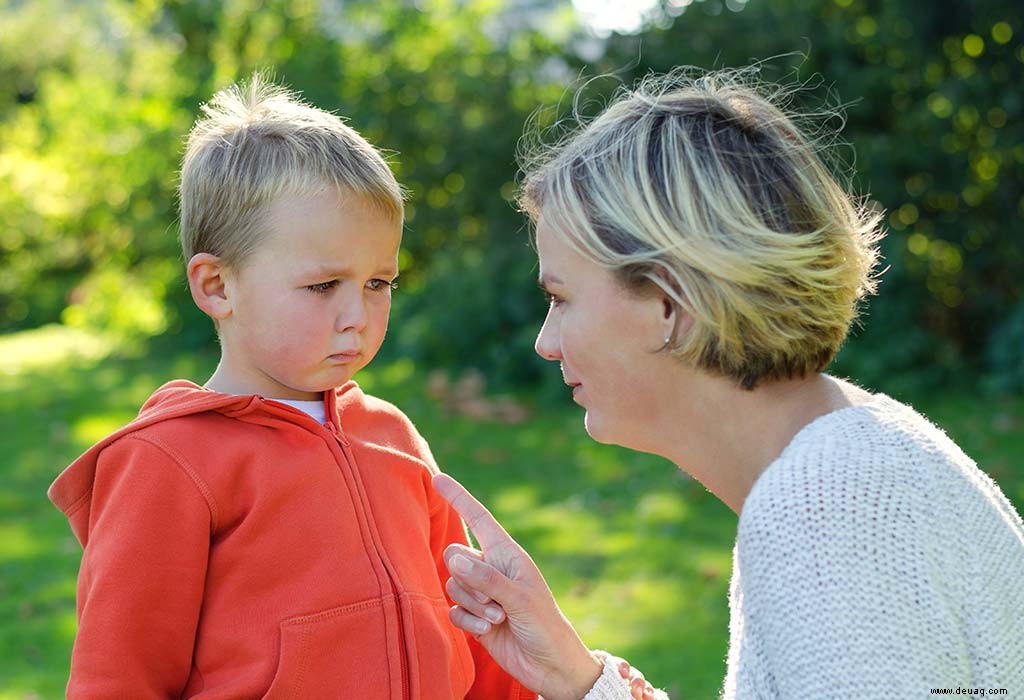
[574, 393, 1024, 700]
[579, 652, 669, 700]
[723, 393, 1024, 698]
[581, 654, 632, 700]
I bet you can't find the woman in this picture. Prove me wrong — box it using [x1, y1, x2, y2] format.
[433, 69, 1024, 699]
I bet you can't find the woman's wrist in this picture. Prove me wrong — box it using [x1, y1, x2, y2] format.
[541, 648, 604, 700]
[571, 650, 606, 699]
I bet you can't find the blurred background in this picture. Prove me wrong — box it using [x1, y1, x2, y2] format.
[1, 0, 1021, 697]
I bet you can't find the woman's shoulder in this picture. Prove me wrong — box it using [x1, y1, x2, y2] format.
[738, 391, 1022, 559]
[727, 393, 1024, 693]
[748, 392, 972, 506]
[739, 395, 952, 540]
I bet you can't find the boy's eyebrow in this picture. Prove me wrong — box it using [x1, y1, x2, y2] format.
[308, 264, 399, 278]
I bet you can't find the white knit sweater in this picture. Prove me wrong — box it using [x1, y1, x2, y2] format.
[584, 393, 1024, 699]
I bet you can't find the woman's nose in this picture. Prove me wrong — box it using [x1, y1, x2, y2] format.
[534, 313, 561, 361]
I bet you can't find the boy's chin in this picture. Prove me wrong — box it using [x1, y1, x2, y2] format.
[314, 365, 361, 390]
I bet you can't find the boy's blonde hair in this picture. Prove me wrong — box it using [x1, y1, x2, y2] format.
[519, 68, 884, 390]
[179, 72, 403, 267]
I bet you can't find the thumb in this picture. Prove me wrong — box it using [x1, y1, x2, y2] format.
[446, 549, 522, 609]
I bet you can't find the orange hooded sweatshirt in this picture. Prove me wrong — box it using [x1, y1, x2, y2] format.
[49, 380, 535, 700]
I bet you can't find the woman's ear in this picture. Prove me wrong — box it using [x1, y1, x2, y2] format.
[187, 253, 233, 321]
[661, 296, 676, 344]
[659, 294, 692, 346]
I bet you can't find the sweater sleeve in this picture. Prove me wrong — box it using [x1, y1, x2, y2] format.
[536, 653, 670, 700]
[580, 653, 648, 700]
[732, 467, 968, 697]
[68, 435, 212, 699]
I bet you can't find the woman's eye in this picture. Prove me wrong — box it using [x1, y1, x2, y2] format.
[542, 290, 564, 307]
[367, 278, 398, 292]
[307, 281, 338, 295]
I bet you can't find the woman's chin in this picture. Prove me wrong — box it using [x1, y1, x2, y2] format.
[583, 411, 615, 445]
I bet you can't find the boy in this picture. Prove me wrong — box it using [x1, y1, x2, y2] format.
[48, 74, 534, 700]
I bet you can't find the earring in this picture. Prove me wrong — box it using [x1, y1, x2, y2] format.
[664, 336, 671, 345]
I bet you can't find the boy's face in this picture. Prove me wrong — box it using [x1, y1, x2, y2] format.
[218, 188, 401, 400]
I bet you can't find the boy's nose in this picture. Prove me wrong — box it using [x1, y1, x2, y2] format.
[335, 296, 369, 333]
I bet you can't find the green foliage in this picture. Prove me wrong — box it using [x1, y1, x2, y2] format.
[60, 260, 177, 343]
[985, 299, 1024, 393]
[0, 0, 1021, 391]
[0, 0, 193, 330]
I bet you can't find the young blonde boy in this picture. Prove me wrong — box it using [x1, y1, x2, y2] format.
[48, 75, 534, 700]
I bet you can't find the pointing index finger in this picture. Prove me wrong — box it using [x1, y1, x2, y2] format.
[432, 473, 511, 551]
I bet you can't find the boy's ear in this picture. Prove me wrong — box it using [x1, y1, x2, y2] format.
[187, 253, 233, 321]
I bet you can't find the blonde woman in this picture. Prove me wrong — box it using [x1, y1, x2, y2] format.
[433, 70, 1024, 699]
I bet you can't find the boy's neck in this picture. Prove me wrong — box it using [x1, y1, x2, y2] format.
[204, 361, 325, 402]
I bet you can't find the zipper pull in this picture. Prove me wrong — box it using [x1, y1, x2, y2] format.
[325, 419, 349, 446]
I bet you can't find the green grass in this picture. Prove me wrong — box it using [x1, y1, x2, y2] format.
[1, 325, 1022, 699]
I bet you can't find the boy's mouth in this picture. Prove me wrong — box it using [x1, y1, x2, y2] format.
[329, 350, 361, 363]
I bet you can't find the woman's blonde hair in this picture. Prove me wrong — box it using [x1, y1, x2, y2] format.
[179, 71, 404, 267]
[519, 67, 884, 389]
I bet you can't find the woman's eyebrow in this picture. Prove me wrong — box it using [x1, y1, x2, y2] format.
[537, 273, 563, 289]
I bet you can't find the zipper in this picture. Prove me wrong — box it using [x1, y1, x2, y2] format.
[326, 418, 410, 700]
[258, 398, 412, 699]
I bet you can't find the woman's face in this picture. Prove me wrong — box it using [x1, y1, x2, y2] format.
[534, 213, 673, 446]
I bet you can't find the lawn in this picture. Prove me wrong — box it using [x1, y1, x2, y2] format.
[1, 325, 1021, 699]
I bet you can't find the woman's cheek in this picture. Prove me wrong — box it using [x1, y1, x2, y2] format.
[560, 322, 580, 366]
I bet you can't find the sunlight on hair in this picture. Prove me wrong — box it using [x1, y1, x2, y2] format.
[519, 66, 885, 390]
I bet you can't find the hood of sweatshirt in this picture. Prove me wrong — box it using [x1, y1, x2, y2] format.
[48, 379, 361, 547]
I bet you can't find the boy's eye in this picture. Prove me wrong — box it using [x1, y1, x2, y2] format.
[367, 278, 399, 292]
[307, 281, 338, 295]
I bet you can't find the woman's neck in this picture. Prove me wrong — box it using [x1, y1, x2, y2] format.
[641, 372, 872, 516]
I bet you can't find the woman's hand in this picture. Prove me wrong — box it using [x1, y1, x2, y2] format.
[433, 473, 603, 700]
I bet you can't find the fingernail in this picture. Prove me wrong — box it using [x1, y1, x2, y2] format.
[452, 554, 474, 575]
[472, 619, 490, 634]
[472, 590, 490, 605]
[484, 606, 504, 623]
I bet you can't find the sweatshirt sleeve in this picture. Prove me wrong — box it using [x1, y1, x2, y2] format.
[419, 437, 538, 700]
[68, 434, 212, 699]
